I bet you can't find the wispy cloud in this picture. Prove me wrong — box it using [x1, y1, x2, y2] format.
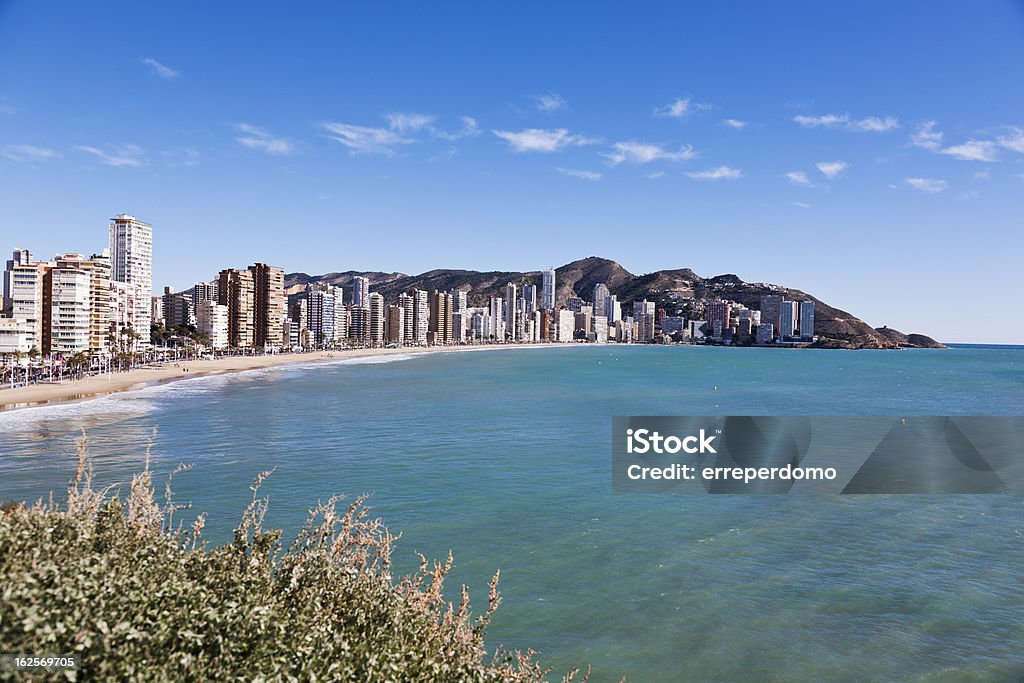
[722, 118, 748, 129]
[939, 140, 998, 162]
[322, 122, 413, 156]
[492, 128, 595, 153]
[74, 144, 147, 167]
[998, 127, 1024, 153]
[385, 112, 436, 133]
[646, 171, 666, 180]
[430, 115, 480, 141]
[654, 97, 710, 120]
[793, 113, 900, 132]
[816, 160, 848, 179]
[235, 124, 295, 155]
[2, 145, 61, 162]
[557, 167, 602, 181]
[140, 57, 180, 80]
[905, 177, 947, 193]
[603, 141, 696, 166]
[791, 201, 812, 209]
[161, 148, 200, 167]
[686, 165, 742, 180]
[910, 120, 942, 150]
[533, 92, 567, 112]
[785, 171, 813, 187]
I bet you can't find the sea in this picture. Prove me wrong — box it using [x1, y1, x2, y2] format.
[1, 344, 1022, 682]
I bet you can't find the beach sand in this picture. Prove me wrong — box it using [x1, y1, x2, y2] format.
[0, 344, 564, 410]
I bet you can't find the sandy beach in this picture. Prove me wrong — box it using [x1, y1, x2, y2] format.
[0, 343, 564, 411]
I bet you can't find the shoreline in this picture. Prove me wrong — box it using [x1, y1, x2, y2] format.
[0, 343, 568, 412]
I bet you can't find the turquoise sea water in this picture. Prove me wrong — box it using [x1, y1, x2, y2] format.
[1, 345, 1023, 681]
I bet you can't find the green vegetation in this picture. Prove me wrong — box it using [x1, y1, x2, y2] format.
[0, 437, 589, 682]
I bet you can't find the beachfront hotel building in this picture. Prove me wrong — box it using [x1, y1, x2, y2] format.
[386, 304, 405, 344]
[799, 300, 815, 340]
[428, 290, 452, 345]
[368, 292, 386, 346]
[217, 268, 255, 348]
[352, 276, 369, 308]
[2, 250, 48, 352]
[108, 214, 152, 344]
[249, 262, 284, 349]
[196, 299, 229, 349]
[504, 283, 517, 342]
[412, 289, 429, 345]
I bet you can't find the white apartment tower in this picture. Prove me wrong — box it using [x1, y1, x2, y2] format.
[108, 214, 152, 342]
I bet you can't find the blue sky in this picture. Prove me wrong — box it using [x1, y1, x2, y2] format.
[1, 1, 1023, 343]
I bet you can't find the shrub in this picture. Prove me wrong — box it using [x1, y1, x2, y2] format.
[0, 435, 590, 682]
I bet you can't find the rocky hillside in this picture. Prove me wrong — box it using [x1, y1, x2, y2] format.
[284, 257, 944, 349]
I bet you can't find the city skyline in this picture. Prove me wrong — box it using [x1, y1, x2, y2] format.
[1, 3, 1023, 343]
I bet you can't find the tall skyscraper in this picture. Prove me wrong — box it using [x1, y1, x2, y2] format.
[412, 289, 429, 345]
[305, 284, 336, 346]
[705, 301, 731, 337]
[349, 306, 370, 346]
[108, 214, 152, 343]
[42, 266, 91, 356]
[217, 268, 255, 347]
[489, 296, 505, 340]
[504, 283, 517, 341]
[592, 283, 610, 319]
[398, 292, 414, 345]
[541, 268, 556, 310]
[192, 280, 217, 306]
[368, 292, 386, 346]
[386, 304, 405, 344]
[779, 301, 798, 339]
[249, 263, 284, 349]
[759, 295, 784, 341]
[196, 300, 229, 349]
[799, 300, 815, 340]
[428, 290, 453, 344]
[522, 284, 537, 315]
[352, 276, 369, 308]
[2, 252, 49, 352]
[54, 253, 111, 355]
[451, 288, 468, 315]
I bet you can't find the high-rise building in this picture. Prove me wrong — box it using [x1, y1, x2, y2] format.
[2, 252, 49, 352]
[368, 292, 386, 346]
[412, 289, 429, 344]
[249, 263, 284, 349]
[334, 292, 349, 344]
[606, 294, 620, 323]
[162, 286, 195, 328]
[592, 283, 610, 319]
[108, 214, 152, 343]
[108, 280, 142, 351]
[567, 296, 584, 313]
[192, 281, 217, 306]
[386, 304, 405, 344]
[217, 268, 255, 348]
[42, 266, 90, 356]
[54, 254, 111, 354]
[451, 289, 468, 315]
[349, 306, 369, 346]
[779, 301, 798, 339]
[799, 301, 815, 340]
[523, 284, 537, 315]
[305, 284, 336, 346]
[504, 283, 517, 341]
[196, 299, 229, 349]
[489, 296, 505, 340]
[557, 309, 575, 341]
[706, 301, 731, 337]
[541, 268, 556, 310]
[759, 295, 784, 340]
[398, 292, 414, 345]
[428, 290, 453, 345]
[352, 276, 369, 308]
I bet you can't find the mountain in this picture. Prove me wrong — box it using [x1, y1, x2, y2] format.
[283, 257, 944, 349]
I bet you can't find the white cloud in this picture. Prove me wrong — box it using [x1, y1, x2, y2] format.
[492, 128, 594, 153]
[785, 171, 813, 187]
[603, 141, 696, 166]
[654, 97, 712, 120]
[2, 145, 61, 162]
[905, 177, 947, 193]
[722, 118, 748, 129]
[234, 124, 295, 155]
[646, 171, 665, 179]
[816, 160, 848, 179]
[140, 57, 180, 80]
[793, 113, 899, 132]
[74, 144, 147, 167]
[533, 92, 567, 112]
[385, 112, 436, 133]
[996, 127, 1024, 153]
[938, 140, 998, 162]
[557, 167, 602, 181]
[432, 116, 480, 141]
[322, 122, 413, 155]
[973, 170, 990, 180]
[791, 202, 811, 209]
[910, 120, 942, 150]
[686, 165, 742, 180]
[162, 148, 200, 167]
